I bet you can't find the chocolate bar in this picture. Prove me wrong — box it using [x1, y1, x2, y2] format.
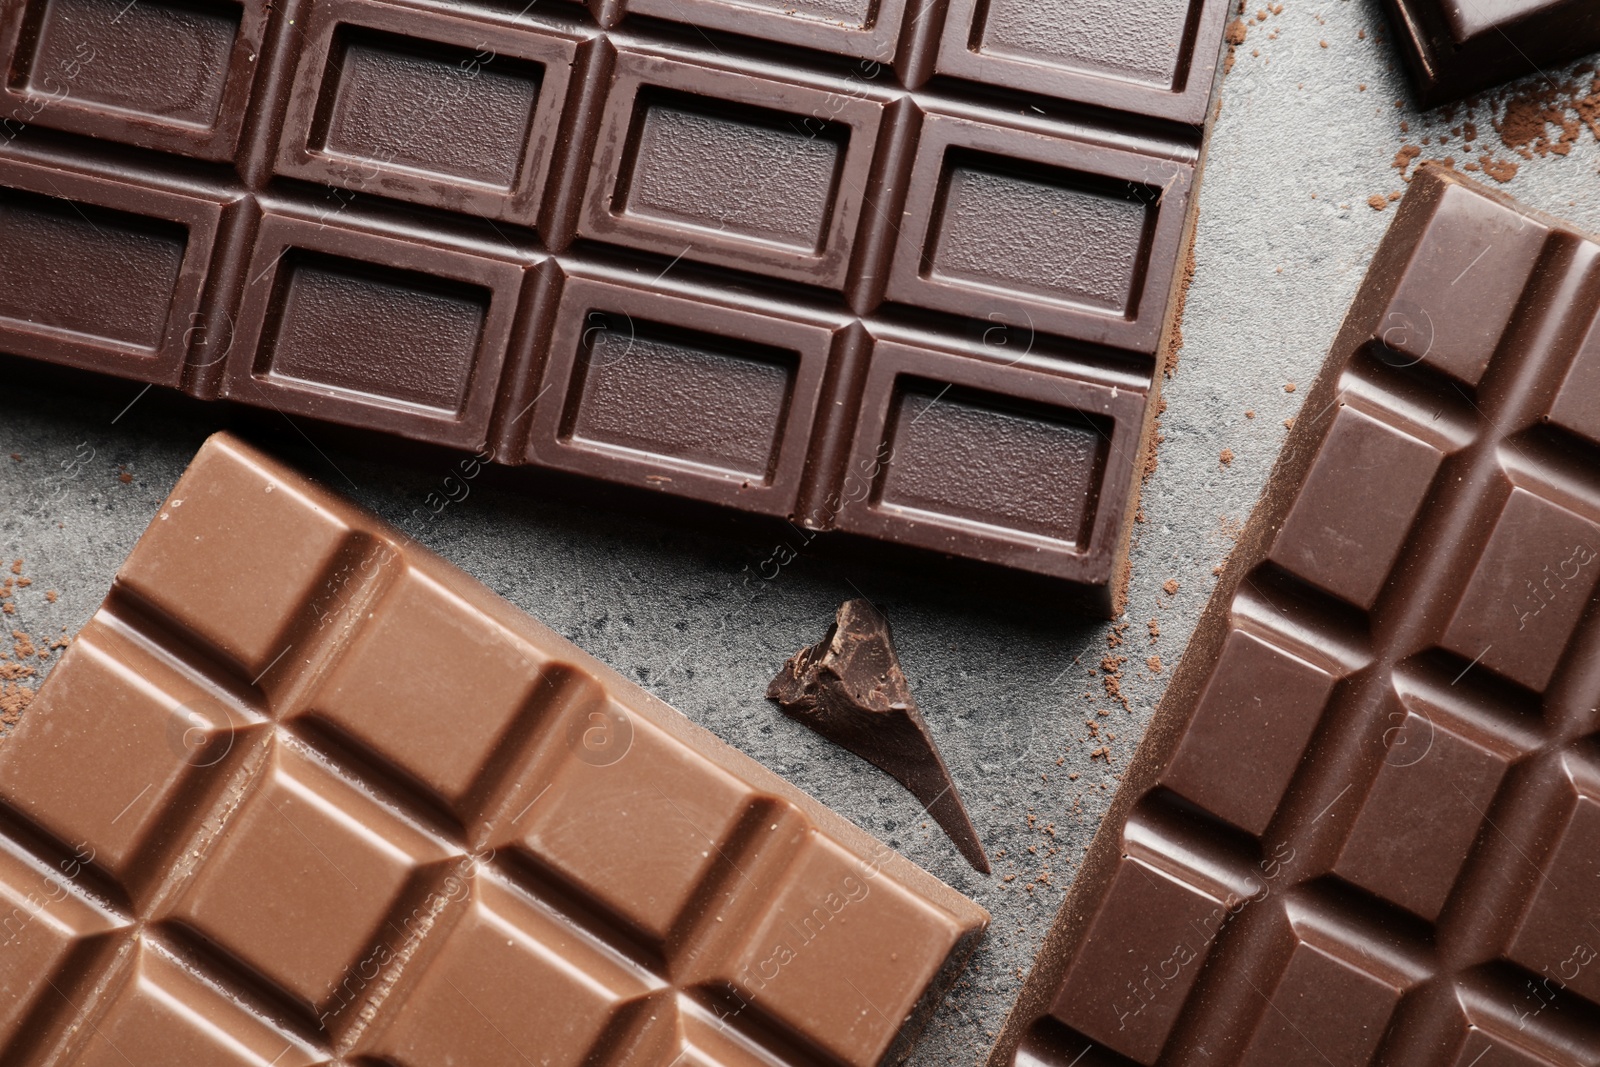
[1381, 0, 1600, 106]
[0, 0, 1232, 615]
[0, 432, 987, 1066]
[991, 165, 1600, 1066]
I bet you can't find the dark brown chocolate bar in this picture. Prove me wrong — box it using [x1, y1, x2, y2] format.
[1381, 0, 1600, 106]
[0, 0, 1231, 614]
[991, 166, 1600, 1066]
[0, 433, 987, 1066]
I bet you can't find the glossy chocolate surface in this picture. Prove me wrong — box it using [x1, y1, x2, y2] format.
[992, 167, 1600, 1066]
[1381, 0, 1600, 105]
[0, 433, 987, 1066]
[0, 0, 1231, 614]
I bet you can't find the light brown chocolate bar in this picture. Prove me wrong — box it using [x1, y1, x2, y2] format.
[0, 433, 987, 1066]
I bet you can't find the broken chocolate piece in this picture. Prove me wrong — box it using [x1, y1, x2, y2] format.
[768, 600, 989, 875]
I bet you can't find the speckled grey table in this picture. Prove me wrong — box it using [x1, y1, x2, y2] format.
[3, 3, 1598, 1063]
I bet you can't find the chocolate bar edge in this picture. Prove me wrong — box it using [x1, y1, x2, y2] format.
[86, 430, 991, 1066]
[0, 0, 1241, 619]
[1087, 9, 1238, 618]
[177, 430, 988, 928]
[1381, 0, 1600, 106]
[1107, 75, 1225, 617]
[981, 162, 1571, 1067]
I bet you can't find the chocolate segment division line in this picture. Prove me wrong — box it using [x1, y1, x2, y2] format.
[0, 0, 1232, 614]
[991, 166, 1600, 1067]
[0, 433, 987, 1067]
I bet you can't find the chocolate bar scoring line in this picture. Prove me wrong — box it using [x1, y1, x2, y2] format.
[0, 0, 1227, 609]
[992, 166, 1600, 1065]
[648, 782, 763, 895]
[0, 433, 989, 1064]
[1448, 780, 1560, 894]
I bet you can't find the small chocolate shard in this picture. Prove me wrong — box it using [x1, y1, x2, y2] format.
[767, 600, 990, 874]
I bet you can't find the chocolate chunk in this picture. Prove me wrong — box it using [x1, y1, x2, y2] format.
[769, 600, 989, 875]
[992, 166, 1600, 1066]
[0, 0, 1234, 614]
[1380, 0, 1600, 105]
[0, 433, 987, 1066]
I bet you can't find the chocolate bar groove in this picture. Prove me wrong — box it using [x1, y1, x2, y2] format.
[0, 0, 1231, 613]
[0, 433, 988, 1065]
[993, 167, 1600, 1067]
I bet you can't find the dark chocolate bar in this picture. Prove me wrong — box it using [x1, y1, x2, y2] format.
[0, 0, 1231, 615]
[0, 432, 988, 1066]
[1381, 0, 1600, 106]
[991, 165, 1600, 1065]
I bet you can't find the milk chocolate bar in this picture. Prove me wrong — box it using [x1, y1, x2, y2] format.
[992, 165, 1600, 1065]
[1381, 0, 1600, 106]
[0, 432, 987, 1066]
[0, 0, 1232, 614]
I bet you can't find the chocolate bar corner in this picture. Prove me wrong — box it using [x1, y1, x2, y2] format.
[0, 0, 1235, 613]
[990, 166, 1600, 1067]
[0, 430, 988, 1066]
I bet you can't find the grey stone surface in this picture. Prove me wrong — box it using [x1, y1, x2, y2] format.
[2, 2, 1598, 1062]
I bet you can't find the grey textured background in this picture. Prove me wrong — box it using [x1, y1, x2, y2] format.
[2, 2, 1599, 1063]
